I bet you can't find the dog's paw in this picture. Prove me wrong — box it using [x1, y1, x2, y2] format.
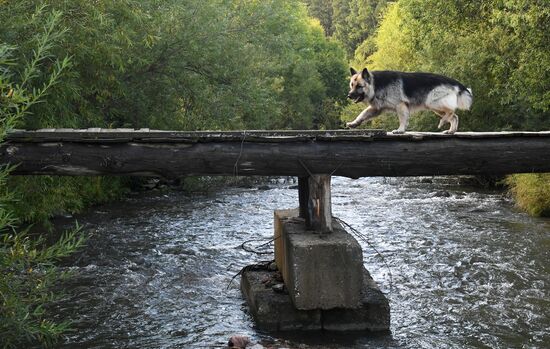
[345, 122, 358, 129]
[443, 129, 455, 135]
[391, 129, 405, 134]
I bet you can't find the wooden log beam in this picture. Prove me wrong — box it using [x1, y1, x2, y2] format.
[1, 130, 550, 178]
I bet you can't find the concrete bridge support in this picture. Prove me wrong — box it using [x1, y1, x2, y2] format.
[240, 176, 390, 332]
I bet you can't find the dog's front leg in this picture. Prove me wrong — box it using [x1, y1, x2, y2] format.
[392, 103, 410, 134]
[446, 114, 459, 134]
[346, 106, 381, 128]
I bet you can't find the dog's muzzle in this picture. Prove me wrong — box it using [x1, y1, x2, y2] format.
[347, 92, 365, 103]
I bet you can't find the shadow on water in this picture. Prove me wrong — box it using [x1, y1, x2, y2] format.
[49, 177, 550, 348]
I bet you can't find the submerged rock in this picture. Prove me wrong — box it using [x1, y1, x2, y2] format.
[227, 335, 250, 348]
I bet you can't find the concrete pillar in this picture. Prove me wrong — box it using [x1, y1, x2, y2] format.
[274, 209, 363, 310]
[242, 209, 390, 332]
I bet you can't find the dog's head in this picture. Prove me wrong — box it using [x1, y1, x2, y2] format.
[348, 67, 373, 103]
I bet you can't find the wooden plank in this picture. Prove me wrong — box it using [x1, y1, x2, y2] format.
[1, 131, 550, 178]
[36, 128, 56, 132]
[3, 129, 387, 143]
[5, 129, 550, 144]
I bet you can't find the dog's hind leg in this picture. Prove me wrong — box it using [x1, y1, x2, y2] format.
[392, 103, 410, 134]
[346, 106, 381, 128]
[437, 117, 448, 129]
[449, 114, 459, 133]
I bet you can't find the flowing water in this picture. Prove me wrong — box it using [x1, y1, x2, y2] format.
[51, 177, 549, 348]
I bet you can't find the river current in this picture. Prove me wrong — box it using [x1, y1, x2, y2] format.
[51, 177, 549, 348]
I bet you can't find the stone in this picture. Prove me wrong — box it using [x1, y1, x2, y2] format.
[268, 261, 278, 271]
[241, 269, 322, 331]
[227, 335, 250, 348]
[272, 283, 286, 294]
[275, 213, 364, 310]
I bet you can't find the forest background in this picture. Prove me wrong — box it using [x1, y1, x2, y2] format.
[1, 0, 549, 347]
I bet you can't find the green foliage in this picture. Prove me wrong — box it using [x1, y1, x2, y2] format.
[8, 176, 129, 227]
[0, 4, 70, 133]
[0, 6, 86, 348]
[0, 229, 86, 349]
[506, 174, 550, 217]
[302, 0, 336, 36]
[356, 0, 550, 132]
[303, 0, 389, 57]
[1, 0, 348, 131]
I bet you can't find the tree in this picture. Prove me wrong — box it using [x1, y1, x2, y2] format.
[302, 0, 335, 36]
[303, 0, 389, 57]
[351, 0, 550, 132]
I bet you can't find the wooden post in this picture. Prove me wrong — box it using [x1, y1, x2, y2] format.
[298, 175, 332, 233]
[298, 177, 309, 222]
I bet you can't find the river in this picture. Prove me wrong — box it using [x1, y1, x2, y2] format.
[51, 176, 549, 348]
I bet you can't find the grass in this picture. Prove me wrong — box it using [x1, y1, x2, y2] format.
[506, 173, 550, 217]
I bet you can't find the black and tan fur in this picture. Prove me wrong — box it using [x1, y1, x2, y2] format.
[346, 67, 473, 134]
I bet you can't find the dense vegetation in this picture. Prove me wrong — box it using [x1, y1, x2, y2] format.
[1, 0, 549, 346]
[0, 7, 86, 347]
[302, 0, 389, 56]
[352, 0, 550, 132]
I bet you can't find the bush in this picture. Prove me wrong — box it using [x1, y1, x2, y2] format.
[0, 6, 86, 348]
[506, 174, 550, 217]
[8, 176, 129, 228]
[0, 230, 85, 348]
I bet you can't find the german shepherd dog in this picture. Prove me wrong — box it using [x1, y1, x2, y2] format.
[346, 68, 473, 134]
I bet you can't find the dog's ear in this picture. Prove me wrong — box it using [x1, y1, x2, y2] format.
[350, 67, 357, 76]
[361, 68, 370, 82]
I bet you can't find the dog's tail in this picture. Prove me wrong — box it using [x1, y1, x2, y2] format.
[457, 87, 473, 110]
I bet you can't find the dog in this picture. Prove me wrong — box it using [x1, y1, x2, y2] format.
[346, 67, 472, 134]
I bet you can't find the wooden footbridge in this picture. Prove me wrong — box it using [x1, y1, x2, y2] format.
[2, 128, 550, 231]
[2, 128, 550, 331]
